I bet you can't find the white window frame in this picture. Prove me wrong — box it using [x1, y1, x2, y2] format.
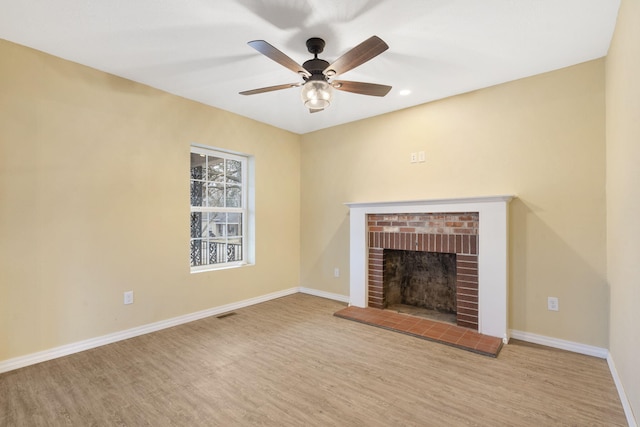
[190, 145, 249, 272]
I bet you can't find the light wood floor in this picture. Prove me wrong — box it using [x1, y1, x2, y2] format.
[0, 294, 627, 426]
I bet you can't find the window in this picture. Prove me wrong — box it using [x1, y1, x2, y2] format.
[190, 146, 248, 271]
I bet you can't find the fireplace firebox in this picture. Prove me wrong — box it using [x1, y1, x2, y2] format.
[383, 250, 457, 323]
[368, 212, 479, 329]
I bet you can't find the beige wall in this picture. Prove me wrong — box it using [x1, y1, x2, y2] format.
[606, 0, 640, 419]
[0, 40, 301, 361]
[0, 32, 617, 373]
[301, 59, 608, 347]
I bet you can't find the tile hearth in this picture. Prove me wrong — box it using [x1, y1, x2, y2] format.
[334, 306, 503, 357]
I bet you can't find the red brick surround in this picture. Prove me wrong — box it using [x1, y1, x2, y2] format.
[368, 213, 479, 330]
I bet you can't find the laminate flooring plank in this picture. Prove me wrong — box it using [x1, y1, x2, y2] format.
[0, 294, 627, 426]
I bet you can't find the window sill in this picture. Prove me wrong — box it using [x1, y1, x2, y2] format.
[190, 262, 253, 274]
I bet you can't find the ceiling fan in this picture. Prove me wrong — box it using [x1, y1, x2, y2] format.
[239, 36, 392, 113]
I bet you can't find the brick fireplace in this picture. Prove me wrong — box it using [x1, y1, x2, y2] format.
[367, 212, 479, 330]
[346, 196, 513, 342]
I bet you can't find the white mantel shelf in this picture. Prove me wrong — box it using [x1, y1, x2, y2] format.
[345, 195, 515, 209]
[345, 195, 516, 343]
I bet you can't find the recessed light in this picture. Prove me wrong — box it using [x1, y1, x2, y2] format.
[399, 89, 411, 96]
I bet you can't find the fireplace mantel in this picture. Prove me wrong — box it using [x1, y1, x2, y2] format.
[344, 195, 514, 209]
[345, 195, 514, 342]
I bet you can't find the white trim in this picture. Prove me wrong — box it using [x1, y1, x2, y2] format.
[509, 330, 609, 359]
[190, 260, 249, 273]
[607, 353, 638, 427]
[0, 287, 298, 374]
[190, 144, 249, 272]
[345, 195, 514, 208]
[299, 287, 350, 303]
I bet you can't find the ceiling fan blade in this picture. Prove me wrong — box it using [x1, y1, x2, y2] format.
[309, 108, 323, 114]
[324, 36, 389, 76]
[332, 80, 392, 97]
[248, 40, 311, 77]
[239, 83, 301, 96]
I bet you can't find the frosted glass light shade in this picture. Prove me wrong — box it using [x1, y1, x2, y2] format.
[301, 80, 333, 109]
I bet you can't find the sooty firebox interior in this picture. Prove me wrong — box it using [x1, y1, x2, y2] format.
[383, 250, 457, 324]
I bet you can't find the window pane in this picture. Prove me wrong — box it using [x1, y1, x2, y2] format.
[226, 184, 242, 208]
[207, 156, 225, 182]
[190, 212, 202, 238]
[207, 183, 224, 207]
[207, 239, 221, 264]
[226, 159, 242, 184]
[227, 238, 243, 262]
[190, 153, 205, 180]
[190, 181, 205, 207]
[210, 212, 226, 237]
[190, 239, 205, 266]
[227, 213, 242, 237]
[201, 212, 215, 238]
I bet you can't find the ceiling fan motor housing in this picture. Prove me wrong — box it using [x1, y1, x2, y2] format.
[303, 37, 331, 81]
[303, 58, 330, 80]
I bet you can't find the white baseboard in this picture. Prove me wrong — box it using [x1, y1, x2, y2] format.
[509, 330, 609, 359]
[0, 287, 299, 374]
[299, 287, 350, 303]
[607, 352, 638, 427]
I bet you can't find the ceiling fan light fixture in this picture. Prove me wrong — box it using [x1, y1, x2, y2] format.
[301, 79, 333, 109]
[241, 36, 391, 110]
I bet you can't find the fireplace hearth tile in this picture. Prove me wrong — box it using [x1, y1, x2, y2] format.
[334, 306, 502, 357]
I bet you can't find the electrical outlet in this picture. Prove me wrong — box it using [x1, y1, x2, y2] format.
[410, 152, 418, 163]
[124, 291, 134, 305]
[334, 268, 340, 278]
[547, 296, 558, 311]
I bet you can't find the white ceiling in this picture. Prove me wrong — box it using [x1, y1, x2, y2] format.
[0, 0, 620, 134]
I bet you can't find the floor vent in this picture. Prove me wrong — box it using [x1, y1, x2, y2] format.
[216, 312, 237, 319]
